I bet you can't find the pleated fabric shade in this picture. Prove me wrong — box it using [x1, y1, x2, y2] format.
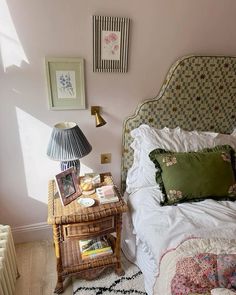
[47, 122, 92, 172]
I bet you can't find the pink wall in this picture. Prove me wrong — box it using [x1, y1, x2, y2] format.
[1, 0, 236, 239]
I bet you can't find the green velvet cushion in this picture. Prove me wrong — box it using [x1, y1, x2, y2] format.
[149, 145, 236, 206]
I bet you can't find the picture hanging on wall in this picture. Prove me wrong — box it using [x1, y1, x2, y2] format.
[45, 57, 86, 110]
[93, 16, 130, 73]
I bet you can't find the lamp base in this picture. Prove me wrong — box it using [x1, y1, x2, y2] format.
[60, 160, 80, 176]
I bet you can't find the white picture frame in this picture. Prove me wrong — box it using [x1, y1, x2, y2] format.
[45, 57, 86, 110]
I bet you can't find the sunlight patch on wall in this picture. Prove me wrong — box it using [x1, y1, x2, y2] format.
[16, 107, 93, 204]
[0, 0, 29, 71]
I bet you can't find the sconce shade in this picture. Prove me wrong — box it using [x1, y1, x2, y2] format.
[47, 122, 92, 162]
[95, 112, 107, 127]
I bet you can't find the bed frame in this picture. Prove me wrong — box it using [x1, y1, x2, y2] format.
[121, 55, 236, 192]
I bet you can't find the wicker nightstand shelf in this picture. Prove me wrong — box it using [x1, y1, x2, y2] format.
[47, 173, 128, 294]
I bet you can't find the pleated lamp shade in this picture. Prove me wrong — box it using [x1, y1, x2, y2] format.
[47, 122, 92, 173]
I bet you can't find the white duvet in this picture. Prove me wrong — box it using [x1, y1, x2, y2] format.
[128, 185, 236, 276]
[122, 125, 236, 294]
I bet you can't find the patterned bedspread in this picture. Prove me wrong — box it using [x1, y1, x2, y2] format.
[154, 238, 236, 295]
[171, 253, 236, 295]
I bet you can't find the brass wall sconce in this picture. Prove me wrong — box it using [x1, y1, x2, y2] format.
[91, 106, 107, 127]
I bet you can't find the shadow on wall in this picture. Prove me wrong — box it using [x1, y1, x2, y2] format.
[15, 107, 93, 205]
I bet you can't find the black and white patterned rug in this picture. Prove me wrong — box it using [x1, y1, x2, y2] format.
[72, 254, 147, 295]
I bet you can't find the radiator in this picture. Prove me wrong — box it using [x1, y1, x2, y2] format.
[0, 225, 19, 295]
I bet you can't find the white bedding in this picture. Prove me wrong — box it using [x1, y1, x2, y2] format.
[122, 187, 236, 294]
[122, 124, 236, 294]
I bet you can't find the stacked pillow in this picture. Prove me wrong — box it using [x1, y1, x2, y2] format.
[149, 145, 236, 205]
[126, 124, 217, 193]
[231, 129, 236, 137]
[126, 124, 236, 205]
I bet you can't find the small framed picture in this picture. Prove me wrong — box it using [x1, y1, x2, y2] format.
[45, 57, 86, 110]
[93, 16, 130, 73]
[55, 167, 81, 206]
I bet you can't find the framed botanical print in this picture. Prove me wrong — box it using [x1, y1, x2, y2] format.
[93, 16, 130, 73]
[45, 57, 86, 110]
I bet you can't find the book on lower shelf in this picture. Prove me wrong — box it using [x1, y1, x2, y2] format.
[79, 236, 113, 260]
[96, 185, 119, 204]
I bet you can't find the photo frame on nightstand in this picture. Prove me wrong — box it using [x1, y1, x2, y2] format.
[55, 167, 82, 206]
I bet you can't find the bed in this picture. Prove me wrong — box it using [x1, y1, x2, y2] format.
[120, 55, 236, 295]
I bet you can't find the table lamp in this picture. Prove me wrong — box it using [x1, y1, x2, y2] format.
[47, 122, 92, 174]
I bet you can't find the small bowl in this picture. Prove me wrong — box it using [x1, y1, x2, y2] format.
[77, 197, 95, 207]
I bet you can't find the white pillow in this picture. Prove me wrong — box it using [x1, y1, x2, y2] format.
[214, 133, 236, 150]
[231, 129, 236, 136]
[126, 126, 174, 193]
[213, 133, 236, 173]
[126, 124, 217, 193]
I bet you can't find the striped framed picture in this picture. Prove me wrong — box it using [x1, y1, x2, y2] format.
[93, 16, 130, 73]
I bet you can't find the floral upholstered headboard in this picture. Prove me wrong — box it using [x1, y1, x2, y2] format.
[121, 55, 236, 193]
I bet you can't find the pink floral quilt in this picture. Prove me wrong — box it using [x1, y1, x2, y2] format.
[171, 253, 236, 295]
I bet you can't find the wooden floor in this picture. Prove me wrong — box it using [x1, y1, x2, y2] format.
[15, 240, 72, 295]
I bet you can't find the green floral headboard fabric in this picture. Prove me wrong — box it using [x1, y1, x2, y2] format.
[121, 55, 236, 193]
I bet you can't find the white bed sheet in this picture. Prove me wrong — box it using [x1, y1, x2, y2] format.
[122, 187, 236, 294]
[122, 207, 158, 295]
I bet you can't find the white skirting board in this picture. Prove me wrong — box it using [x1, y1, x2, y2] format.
[12, 222, 52, 244]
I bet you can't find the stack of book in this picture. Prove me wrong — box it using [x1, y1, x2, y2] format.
[96, 185, 119, 204]
[79, 236, 113, 260]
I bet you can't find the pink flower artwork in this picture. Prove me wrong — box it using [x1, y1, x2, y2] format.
[101, 30, 121, 61]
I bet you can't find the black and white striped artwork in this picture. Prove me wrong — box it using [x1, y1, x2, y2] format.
[93, 16, 130, 73]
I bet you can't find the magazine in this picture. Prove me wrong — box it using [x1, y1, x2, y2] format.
[79, 236, 113, 259]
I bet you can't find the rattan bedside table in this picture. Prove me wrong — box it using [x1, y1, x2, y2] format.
[47, 172, 128, 294]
